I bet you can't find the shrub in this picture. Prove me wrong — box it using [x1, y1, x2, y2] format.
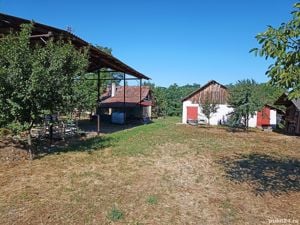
[0, 128, 12, 137]
[107, 206, 124, 221]
[146, 195, 158, 205]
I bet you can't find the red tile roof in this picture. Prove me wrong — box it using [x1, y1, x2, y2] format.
[100, 86, 152, 108]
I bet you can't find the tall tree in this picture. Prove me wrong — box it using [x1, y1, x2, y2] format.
[251, 3, 300, 99]
[0, 23, 88, 157]
[228, 79, 260, 129]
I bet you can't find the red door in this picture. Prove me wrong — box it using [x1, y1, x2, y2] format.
[257, 107, 270, 127]
[187, 106, 198, 121]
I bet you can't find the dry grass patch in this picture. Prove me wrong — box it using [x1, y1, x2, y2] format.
[0, 117, 299, 224]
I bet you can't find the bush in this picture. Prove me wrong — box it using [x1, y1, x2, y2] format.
[146, 195, 158, 205]
[0, 128, 12, 137]
[107, 206, 124, 221]
[6, 122, 29, 134]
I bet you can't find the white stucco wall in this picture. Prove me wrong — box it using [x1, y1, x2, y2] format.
[182, 101, 279, 128]
[182, 100, 233, 125]
[270, 109, 277, 128]
[143, 106, 152, 118]
[248, 113, 257, 128]
[245, 109, 277, 128]
[182, 100, 198, 123]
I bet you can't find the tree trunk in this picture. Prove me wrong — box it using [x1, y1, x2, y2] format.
[49, 124, 53, 146]
[27, 130, 33, 160]
[245, 115, 249, 131]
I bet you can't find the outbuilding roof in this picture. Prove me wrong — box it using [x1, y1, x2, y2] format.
[181, 80, 227, 102]
[274, 93, 300, 110]
[100, 86, 152, 108]
[0, 13, 149, 80]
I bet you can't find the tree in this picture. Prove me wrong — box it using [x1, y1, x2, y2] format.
[200, 96, 218, 125]
[153, 86, 168, 117]
[73, 46, 123, 114]
[253, 83, 285, 109]
[251, 3, 300, 99]
[0, 23, 89, 157]
[228, 79, 260, 129]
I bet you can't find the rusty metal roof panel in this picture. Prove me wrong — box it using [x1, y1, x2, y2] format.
[0, 13, 150, 80]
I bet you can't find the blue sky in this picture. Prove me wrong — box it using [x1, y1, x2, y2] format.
[0, 0, 296, 87]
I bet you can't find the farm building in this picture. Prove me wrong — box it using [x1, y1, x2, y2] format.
[181, 80, 282, 128]
[100, 84, 152, 124]
[181, 80, 232, 125]
[275, 93, 300, 135]
[0, 12, 151, 133]
[248, 105, 283, 129]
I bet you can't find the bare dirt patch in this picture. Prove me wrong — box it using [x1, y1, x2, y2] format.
[0, 137, 29, 163]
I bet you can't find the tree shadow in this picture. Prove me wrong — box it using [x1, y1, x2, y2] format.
[78, 119, 152, 134]
[272, 128, 300, 137]
[35, 135, 114, 159]
[218, 153, 300, 196]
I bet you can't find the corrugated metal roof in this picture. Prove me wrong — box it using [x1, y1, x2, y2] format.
[0, 13, 149, 80]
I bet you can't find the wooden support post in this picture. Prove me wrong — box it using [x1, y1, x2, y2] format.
[140, 79, 142, 119]
[97, 70, 101, 135]
[97, 114, 100, 135]
[123, 73, 126, 124]
[97, 70, 100, 102]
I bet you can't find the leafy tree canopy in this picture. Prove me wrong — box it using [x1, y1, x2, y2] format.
[0, 23, 89, 132]
[228, 79, 283, 129]
[251, 3, 300, 99]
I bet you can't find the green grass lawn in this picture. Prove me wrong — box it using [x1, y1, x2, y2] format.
[0, 117, 299, 225]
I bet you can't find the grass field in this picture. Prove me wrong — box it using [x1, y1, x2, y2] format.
[0, 117, 299, 225]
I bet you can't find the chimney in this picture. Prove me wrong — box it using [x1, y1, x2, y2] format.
[111, 82, 116, 97]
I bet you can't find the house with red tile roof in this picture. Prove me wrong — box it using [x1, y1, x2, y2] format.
[100, 83, 153, 123]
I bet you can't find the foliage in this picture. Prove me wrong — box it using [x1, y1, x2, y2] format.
[150, 85, 168, 117]
[228, 79, 260, 129]
[0, 128, 12, 137]
[107, 206, 124, 221]
[73, 46, 123, 114]
[0, 23, 89, 132]
[228, 80, 283, 129]
[251, 3, 300, 99]
[253, 83, 285, 109]
[146, 195, 158, 205]
[200, 96, 219, 125]
[150, 83, 200, 117]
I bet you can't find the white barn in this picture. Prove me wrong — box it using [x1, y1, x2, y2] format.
[181, 80, 279, 128]
[181, 80, 232, 125]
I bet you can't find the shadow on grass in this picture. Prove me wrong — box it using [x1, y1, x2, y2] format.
[272, 128, 300, 138]
[218, 153, 300, 196]
[35, 135, 114, 159]
[78, 119, 153, 134]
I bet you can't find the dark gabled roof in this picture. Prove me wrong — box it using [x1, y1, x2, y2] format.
[274, 93, 300, 110]
[0, 13, 149, 80]
[264, 104, 285, 115]
[293, 99, 300, 110]
[100, 86, 152, 108]
[181, 80, 227, 102]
